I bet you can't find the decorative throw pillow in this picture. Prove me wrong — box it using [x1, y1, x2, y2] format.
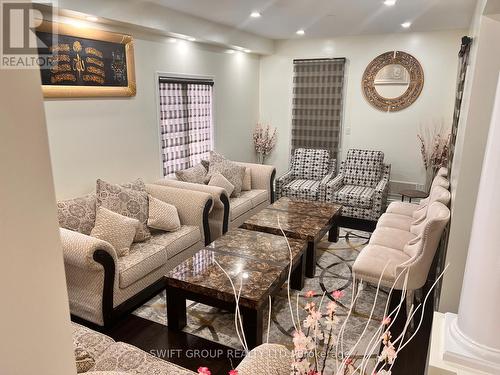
[147, 195, 181, 232]
[208, 173, 235, 197]
[175, 164, 207, 184]
[242, 167, 252, 191]
[90, 207, 139, 257]
[75, 347, 95, 373]
[206, 151, 246, 197]
[121, 178, 147, 192]
[96, 179, 150, 242]
[201, 159, 210, 171]
[57, 194, 96, 235]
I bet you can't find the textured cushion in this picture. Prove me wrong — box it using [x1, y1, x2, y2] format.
[90, 207, 139, 257]
[57, 194, 96, 235]
[75, 347, 95, 373]
[175, 164, 207, 184]
[118, 242, 166, 288]
[208, 172, 235, 197]
[96, 179, 150, 242]
[282, 179, 320, 200]
[239, 189, 268, 208]
[149, 225, 201, 259]
[229, 196, 253, 221]
[377, 213, 414, 231]
[93, 342, 195, 374]
[343, 149, 384, 187]
[72, 323, 115, 360]
[242, 167, 252, 191]
[206, 151, 246, 197]
[291, 148, 330, 180]
[331, 185, 374, 208]
[201, 159, 210, 170]
[147, 195, 181, 232]
[353, 244, 411, 285]
[370, 227, 417, 251]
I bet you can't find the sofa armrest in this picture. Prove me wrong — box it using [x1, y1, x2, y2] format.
[275, 170, 294, 200]
[319, 170, 337, 201]
[154, 178, 228, 208]
[236, 343, 291, 375]
[237, 162, 276, 202]
[326, 173, 344, 191]
[146, 184, 213, 244]
[60, 228, 118, 271]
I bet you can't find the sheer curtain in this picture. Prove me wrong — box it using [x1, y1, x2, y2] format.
[291, 58, 346, 158]
[158, 78, 213, 176]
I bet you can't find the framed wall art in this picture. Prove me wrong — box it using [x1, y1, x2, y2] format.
[36, 21, 136, 98]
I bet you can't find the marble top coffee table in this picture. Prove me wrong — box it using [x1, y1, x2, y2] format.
[241, 197, 342, 278]
[165, 228, 307, 349]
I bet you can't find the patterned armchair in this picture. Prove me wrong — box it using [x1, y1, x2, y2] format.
[276, 148, 336, 201]
[325, 149, 390, 221]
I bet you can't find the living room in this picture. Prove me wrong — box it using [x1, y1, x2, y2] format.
[2, 0, 500, 374]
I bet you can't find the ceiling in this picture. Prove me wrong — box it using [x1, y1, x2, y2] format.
[152, 0, 477, 40]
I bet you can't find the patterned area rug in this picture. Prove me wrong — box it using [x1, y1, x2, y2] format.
[133, 228, 388, 373]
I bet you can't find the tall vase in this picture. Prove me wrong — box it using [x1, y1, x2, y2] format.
[424, 167, 436, 193]
[258, 153, 266, 164]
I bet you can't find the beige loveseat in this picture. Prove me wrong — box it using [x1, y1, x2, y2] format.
[73, 322, 291, 374]
[156, 162, 276, 239]
[60, 184, 213, 327]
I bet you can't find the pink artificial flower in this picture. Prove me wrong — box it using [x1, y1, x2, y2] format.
[198, 367, 211, 375]
[229, 370, 238, 375]
[307, 370, 320, 375]
[305, 290, 315, 298]
[332, 290, 345, 300]
[382, 316, 391, 325]
[304, 301, 316, 311]
[345, 357, 353, 366]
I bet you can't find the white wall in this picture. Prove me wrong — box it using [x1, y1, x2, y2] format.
[44, 28, 260, 199]
[0, 64, 76, 373]
[439, 0, 500, 313]
[259, 30, 464, 184]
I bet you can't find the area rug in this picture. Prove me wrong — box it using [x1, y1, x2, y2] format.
[133, 228, 388, 373]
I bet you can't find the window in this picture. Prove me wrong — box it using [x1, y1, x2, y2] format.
[158, 76, 214, 176]
[291, 58, 346, 158]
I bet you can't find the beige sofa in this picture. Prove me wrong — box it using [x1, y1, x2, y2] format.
[60, 184, 213, 327]
[73, 322, 291, 375]
[156, 162, 276, 239]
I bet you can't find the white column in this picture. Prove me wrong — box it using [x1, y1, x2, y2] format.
[443, 74, 500, 373]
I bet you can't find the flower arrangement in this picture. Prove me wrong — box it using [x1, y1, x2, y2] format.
[417, 120, 451, 192]
[253, 123, 277, 164]
[197, 218, 448, 375]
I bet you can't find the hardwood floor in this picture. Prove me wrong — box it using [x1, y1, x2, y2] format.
[104, 283, 434, 375]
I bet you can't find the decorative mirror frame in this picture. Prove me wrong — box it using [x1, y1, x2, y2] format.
[362, 51, 424, 112]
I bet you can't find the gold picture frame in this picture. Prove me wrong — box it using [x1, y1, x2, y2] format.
[37, 21, 136, 98]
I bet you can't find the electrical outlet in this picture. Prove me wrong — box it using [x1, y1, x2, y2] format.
[345, 127, 351, 135]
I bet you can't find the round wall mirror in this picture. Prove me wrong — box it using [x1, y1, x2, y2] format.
[362, 51, 424, 112]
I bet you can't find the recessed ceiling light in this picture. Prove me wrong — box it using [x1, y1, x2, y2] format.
[296, 29, 305, 36]
[243, 49, 251, 53]
[226, 49, 235, 54]
[187, 37, 196, 42]
[250, 11, 261, 18]
[401, 22, 412, 28]
[384, 0, 397, 6]
[168, 38, 177, 43]
[85, 16, 98, 22]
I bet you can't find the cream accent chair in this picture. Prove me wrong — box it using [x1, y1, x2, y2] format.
[61, 185, 213, 327]
[156, 162, 276, 240]
[73, 322, 292, 374]
[377, 185, 451, 232]
[352, 202, 450, 321]
[386, 173, 449, 218]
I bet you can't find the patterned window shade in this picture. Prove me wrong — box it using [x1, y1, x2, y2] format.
[291, 58, 346, 157]
[159, 79, 213, 176]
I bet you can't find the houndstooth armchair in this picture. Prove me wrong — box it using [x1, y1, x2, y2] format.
[325, 149, 390, 221]
[276, 148, 336, 202]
